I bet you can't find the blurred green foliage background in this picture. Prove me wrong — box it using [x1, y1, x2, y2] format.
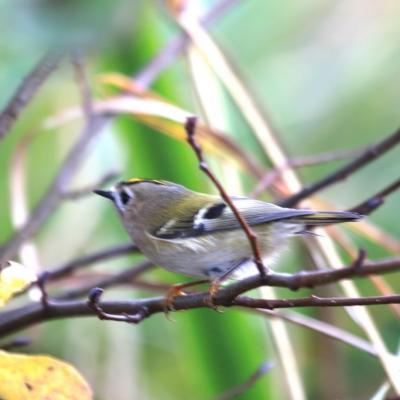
[1, 1, 400, 399]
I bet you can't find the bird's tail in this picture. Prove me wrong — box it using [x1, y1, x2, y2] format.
[289, 210, 361, 225]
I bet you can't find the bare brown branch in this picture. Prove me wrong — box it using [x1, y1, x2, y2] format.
[56, 261, 154, 300]
[71, 54, 93, 121]
[250, 309, 376, 357]
[0, 113, 109, 264]
[349, 176, 400, 215]
[280, 127, 400, 207]
[134, 0, 241, 89]
[45, 243, 138, 280]
[233, 294, 400, 309]
[1, 287, 399, 337]
[252, 146, 367, 196]
[0, 51, 62, 141]
[61, 170, 121, 200]
[1, 254, 399, 336]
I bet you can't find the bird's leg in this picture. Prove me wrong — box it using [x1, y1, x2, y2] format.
[164, 279, 210, 315]
[204, 277, 225, 311]
[204, 259, 249, 310]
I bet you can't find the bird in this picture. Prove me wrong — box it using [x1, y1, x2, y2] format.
[94, 178, 361, 282]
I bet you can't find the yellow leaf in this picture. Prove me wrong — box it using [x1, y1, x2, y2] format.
[0, 261, 37, 307]
[0, 350, 93, 400]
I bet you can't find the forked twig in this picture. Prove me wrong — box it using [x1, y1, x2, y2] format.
[87, 288, 150, 324]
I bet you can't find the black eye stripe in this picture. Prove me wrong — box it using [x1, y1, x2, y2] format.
[120, 191, 131, 205]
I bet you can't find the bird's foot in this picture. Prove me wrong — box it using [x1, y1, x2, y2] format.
[163, 279, 210, 320]
[203, 279, 223, 312]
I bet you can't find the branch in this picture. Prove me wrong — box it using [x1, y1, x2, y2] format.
[0, 51, 62, 141]
[56, 261, 154, 300]
[1, 254, 399, 336]
[196, 253, 400, 299]
[12, 242, 138, 300]
[52, 250, 400, 300]
[71, 54, 93, 121]
[185, 116, 267, 276]
[0, 337, 31, 351]
[0, 113, 109, 264]
[1, 290, 399, 337]
[251, 146, 367, 196]
[250, 309, 377, 357]
[286, 147, 367, 167]
[61, 170, 120, 200]
[233, 295, 400, 309]
[87, 288, 151, 323]
[45, 243, 138, 280]
[134, 0, 241, 89]
[215, 361, 274, 400]
[349, 176, 400, 215]
[280, 127, 400, 207]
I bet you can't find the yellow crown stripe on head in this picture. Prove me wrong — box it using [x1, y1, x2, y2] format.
[125, 178, 167, 186]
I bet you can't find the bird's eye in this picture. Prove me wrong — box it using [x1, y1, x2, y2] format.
[120, 191, 131, 205]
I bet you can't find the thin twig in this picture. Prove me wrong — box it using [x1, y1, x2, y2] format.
[349, 176, 400, 215]
[0, 337, 31, 350]
[215, 361, 274, 400]
[61, 170, 121, 200]
[250, 309, 376, 357]
[185, 116, 267, 276]
[280, 128, 400, 207]
[71, 54, 93, 121]
[252, 146, 367, 196]
[87, 288, 150, 324]
[45, 243, 138, 280]
[56, 261, 154, 300]
[37, 272, 50, 311]
[134, 0, 241, 89]
[289, 147, 368, 167]
[13, 243, 138, 299]
[9, 130, 41, 273]
[0, 114, 109, 264]
[0, 51, 62, 141]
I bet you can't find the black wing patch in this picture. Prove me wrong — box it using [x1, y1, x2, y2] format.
[203, 203, 226, 219]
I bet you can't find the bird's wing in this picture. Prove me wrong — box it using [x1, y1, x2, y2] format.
[152, 197, 315, 239]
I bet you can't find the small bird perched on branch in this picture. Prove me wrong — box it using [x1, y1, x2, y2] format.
[94, 179, 361, 281]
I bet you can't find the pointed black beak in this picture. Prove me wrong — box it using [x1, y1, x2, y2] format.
[93, 189, 114, 201]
